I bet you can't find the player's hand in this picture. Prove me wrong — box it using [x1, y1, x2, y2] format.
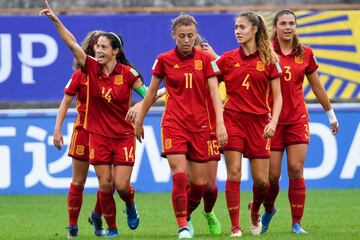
[53, 130, 64, 150]
[331, 121, 339, 136]
[263, 120, 277, 138]
[39, 0, 58, 22]
[216, 123, 228, 147]
[134, 123, 144, 143]
[125, 101, 143, 123]
[201, 43, 219, 59]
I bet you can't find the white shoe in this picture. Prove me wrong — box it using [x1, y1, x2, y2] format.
[187, 218, 194, 237]
[230, 229, 243, 237]
[248, 202, 262, 236]
[178, 227, 192, 239]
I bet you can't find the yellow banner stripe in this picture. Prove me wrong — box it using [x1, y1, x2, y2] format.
[327, 78, 343, 99]
[342, 82, 357, 99]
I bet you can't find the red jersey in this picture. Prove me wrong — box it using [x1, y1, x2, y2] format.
[152, 47, 220, 132]
[64, 69, 87, 127]
[273, 41, 318, 124]
[216, 47, 282, 115]
[83, 56, 140, 138]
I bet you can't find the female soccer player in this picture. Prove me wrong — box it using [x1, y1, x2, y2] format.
[260, 9, 339, 235]
[41, 1, 146, 237]
[135, 13, 227, 239]
[53, 30, 106, 238]
[216, 11, 283, 236]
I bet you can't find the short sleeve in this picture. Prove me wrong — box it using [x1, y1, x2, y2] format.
[305, 48, 319, 74]
[64, 70, 82, 96]
[128, 66, 141, 87]
[203, 53, 221, 79]
[151, 56, 164, 78]
[82, 55, 98, 75]
[269, 62, 283, 80]
[215, 55, 226, 82]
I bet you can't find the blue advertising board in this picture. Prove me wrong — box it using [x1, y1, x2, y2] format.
[0, 104, 359, 194]
[1, 11, 360, 102]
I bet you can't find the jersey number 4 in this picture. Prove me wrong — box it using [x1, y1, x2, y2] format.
[242, 74, 251, 90]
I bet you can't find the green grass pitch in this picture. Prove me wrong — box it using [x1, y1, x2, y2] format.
[0, 189, 359, 239]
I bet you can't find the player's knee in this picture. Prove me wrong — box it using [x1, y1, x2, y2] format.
[227, 169, 241, 181]
[288, 166, 303, 179]
[114, 181, 130, 192]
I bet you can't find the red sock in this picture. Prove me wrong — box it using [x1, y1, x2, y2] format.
[99, 190, 117, 229]
[203, 183, 218, 213]
[93, 191, 102, 216]
[172, 172, 188, 228]
[225, 180, 240, 229]
[68, 183, 84, 226]
[187, 182, 205, 218]
[289, 178, 306, 224]
[263, 181, 279, 213]
[252, 182, 270, 213]
[118, 185, 135, 207]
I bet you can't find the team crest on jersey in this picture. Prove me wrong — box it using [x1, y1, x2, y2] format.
[256, 61, 265, 71]
[114, 75, 123, 85]
[295, 55, 303, 64]
[165, 139, 172, 149]
[75, 145, 85, 155]
[89, 148, 95, 159]
[194, 60, 203, 70]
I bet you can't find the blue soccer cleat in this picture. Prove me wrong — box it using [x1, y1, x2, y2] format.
[126, 203, 140, 230]
[178, 227, 192, 239]
[67, 225, 78, 238]
[88, 211, 106, 236]
[292, 222, 308, 234]
[261, 208, 276, 233]
[106, 228, 118, 238]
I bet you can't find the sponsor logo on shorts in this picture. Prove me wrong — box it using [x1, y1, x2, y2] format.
[75, 145, 85, 155]
[165, 139, 172, 149]
[89, 148, 95, 160]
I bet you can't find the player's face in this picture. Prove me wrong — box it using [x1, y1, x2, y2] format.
[96, 36, 118, 65]
[234, 16, 257, 45]
[172, 24, 197, 55]
[274, 13, 296, 42]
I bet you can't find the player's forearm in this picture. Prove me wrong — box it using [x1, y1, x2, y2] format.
[271, 78, 282, 123]
[54, 96, 71, 131]
[137, 88, 157, 125]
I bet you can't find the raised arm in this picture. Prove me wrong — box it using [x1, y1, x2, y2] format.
[134, 75, 162, 142]
[307, 70, 339, 135]
[40, 0, 86, 67]
[53, 94, 74, 150]
[207, 76, 228, 147]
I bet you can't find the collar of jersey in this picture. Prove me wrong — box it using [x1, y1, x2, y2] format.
[238, 46, 259, 59]
[175, 46, 196, 60]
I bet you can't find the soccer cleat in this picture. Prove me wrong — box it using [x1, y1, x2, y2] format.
[202, 210, 221, 235]
[248, 202, 262, 236]
[67, 225, 78, 238]
[187, 218, 195, 237]
[88, 211, 106, 236]
[230, 225, 243, 237]
[292, 222, 308, 234]
[178, 227, 192, 239]
[106, 228, 118, 238]
[261, 208, 276, 233]
[126, 203, 140, 230]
